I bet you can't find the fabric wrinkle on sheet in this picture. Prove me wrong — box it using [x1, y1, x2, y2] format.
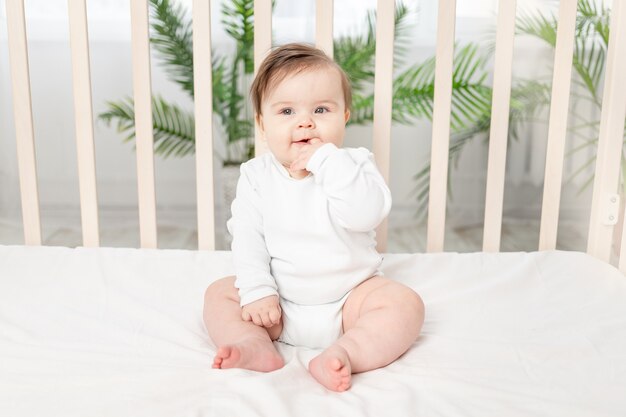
[278, 291, 351, 349]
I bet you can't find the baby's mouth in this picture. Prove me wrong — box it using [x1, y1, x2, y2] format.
[294, 136, 322, 144]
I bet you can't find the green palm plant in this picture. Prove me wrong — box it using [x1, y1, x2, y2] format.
[99, 0, 492, 169]
[100, 0, 255, 163]
[512, 0, 624, 193]
[410, 45, 494, 208]
[412, 0, 625, 216]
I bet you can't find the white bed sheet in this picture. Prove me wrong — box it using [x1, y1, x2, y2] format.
[0, 245, 625, 417]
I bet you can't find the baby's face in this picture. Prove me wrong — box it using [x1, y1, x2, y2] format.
[257, 67, 350, 171]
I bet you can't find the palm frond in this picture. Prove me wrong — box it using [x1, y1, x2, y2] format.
[149, 0, 194, 97]
[219, 0, 256, 160]
[99, 95, 196, 158]
[348, 94, 375, 125]
[508, 79, 552, 142]
[334, 35, 376, 93]
[99, 97, 138, 143]
[152, 96, 196, 157]
[221, 0, 255, 74]
[450, 44, 492, 131]
[354, 43, 491, 129]
[577, 0, 610, 46]
[400, 44, 492, 215]
[516, 10, 558, 47]
[211, 56, 231, 122]
[334, 1, 412, 94]
[411, 116, 492, 218]
[572, 18, 606, 105]
[516, 2, 607, 106]
[393, 44, 491, 128]
[390, 56, 436, 124]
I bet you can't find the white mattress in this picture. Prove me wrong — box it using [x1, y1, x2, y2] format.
[0, 245, 625, 417]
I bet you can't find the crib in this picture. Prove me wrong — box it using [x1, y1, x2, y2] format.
[2, 0, 626, 416]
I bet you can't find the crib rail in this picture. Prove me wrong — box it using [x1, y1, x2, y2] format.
[130, 0, 158, 249]
[482, 0, 517, 253]
[5, 0, 40, 246]
[371, 0, 395, 253]
[537, 0, 577, 252]
[68, 0, 99, 248]
[4, 0, 626, 271]
[193, 0, 217, 251]
[427, 0, 456, 253]
[589, 0, 626, 266]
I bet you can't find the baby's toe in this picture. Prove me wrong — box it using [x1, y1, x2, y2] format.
[212, 357, 223, 368]
[337, 378, 351, 391]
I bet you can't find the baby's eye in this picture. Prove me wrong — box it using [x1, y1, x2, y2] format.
[314, 107, 329, 114]
[280, 108, 294, 115]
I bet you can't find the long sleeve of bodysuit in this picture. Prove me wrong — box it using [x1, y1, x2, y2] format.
[305, 143, 392, 232]
[227, 164, 278, 307]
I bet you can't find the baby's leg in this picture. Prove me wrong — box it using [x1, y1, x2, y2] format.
[203, 276, 284, 372]
[309, 277, 424, 391]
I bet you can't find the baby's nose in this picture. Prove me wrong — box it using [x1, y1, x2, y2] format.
[297, 117, 315, 129]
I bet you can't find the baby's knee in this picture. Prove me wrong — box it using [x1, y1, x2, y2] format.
[204, 275, 238, 303]
[396, 285, 425, 325]
[408, 288, 424, 316]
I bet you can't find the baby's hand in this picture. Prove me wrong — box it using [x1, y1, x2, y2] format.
[290, 138, 324, 172]
[241, 295, 282, 328]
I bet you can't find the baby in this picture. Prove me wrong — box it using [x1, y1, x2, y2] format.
[203, 43, 424, 392]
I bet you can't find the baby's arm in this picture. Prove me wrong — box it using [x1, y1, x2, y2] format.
[241, 295, 281, 327]
[305, 143, 392, 231]
[228, 163, 281, 322]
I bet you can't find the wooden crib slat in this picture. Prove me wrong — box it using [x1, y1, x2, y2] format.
[193, 0, 216, 251]
[254, 0, 272, 157]
[130, 0, 158, 248]
[6, 0, 42, 246]
[427, 0, 456, 253]
[620, 203, 626, 274]
[316, 0, 333, 58]
[538, 0, 578, 251]
[482, 0, 517, 253]
[372, 0, 395, 253]
[587, 0, 626, 263]
[68, 0, 100, 248]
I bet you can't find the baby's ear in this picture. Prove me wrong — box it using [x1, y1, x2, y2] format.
[344, 110, 351, 124]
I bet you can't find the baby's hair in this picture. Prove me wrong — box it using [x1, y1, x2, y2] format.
[250, 43, 352, 116]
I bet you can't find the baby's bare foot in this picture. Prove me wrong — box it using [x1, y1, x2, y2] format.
[213, 337, 284, 372]
[309, 344, 352, 392]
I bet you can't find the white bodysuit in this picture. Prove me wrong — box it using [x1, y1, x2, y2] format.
[227, 143, 392, 348]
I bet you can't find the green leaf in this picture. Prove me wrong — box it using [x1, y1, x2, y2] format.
[334, 1, 412, 95]
[99, 95, 196, 158]
[221, 0, 255, 74]
[149, 0, 195, 97]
